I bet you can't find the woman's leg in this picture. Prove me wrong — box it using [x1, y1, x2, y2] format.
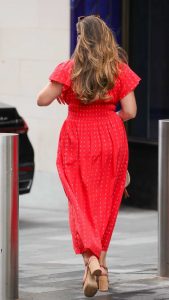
[99, 251, 107, 267]
[82, 250, 107, 267]
[82, 250, 94, 265]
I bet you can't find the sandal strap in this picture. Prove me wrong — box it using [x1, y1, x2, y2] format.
[100, 264, 108, 270]
[100, 265, 108, 276]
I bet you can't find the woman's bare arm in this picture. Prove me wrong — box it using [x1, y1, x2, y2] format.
[116, 91, 137, 121]
[36, 81, 64, 106]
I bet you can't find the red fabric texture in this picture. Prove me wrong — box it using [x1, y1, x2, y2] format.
[49, 59, 141, 258]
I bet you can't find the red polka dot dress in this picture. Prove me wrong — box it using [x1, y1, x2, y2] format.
[49, 59, 141, 258]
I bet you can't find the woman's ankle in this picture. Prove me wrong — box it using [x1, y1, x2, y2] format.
[99, 261, 107, 268]
[82, 250, 94, 265]
[99, 257, 107, 268]
[99, 250, 107, 268]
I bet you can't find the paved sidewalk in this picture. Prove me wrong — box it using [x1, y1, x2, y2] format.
[19, 172, 169, 300]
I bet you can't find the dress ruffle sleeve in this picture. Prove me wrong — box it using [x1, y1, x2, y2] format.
[118, 62, 141, 100]
[48, 59, 73, 103]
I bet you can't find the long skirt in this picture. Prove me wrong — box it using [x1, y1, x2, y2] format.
[56, 104, 128, 258]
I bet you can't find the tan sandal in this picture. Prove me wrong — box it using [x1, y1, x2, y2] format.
[97, 265, 109, 292]
[82, 265, 98, 297]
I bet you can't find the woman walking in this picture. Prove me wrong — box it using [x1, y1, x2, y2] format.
[37, 15, 141, 297]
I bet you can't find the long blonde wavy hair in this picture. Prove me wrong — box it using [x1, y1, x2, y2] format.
[71, 15, 127, 104]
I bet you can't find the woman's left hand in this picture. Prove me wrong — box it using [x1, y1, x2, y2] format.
[36, 82, 63, 106]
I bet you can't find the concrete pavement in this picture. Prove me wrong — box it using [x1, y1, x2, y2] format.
[19, 171, 169, 299]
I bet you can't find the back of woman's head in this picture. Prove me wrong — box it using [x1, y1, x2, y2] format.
[71, 15, 127, 104]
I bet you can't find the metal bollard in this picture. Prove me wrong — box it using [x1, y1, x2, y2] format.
[158, 120, 169, 277]
[0, 133, 19, 300]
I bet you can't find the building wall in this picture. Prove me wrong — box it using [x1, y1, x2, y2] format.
[0, 0, 70, 172]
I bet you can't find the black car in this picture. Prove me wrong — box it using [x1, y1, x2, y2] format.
[0, 102, 35, 194]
